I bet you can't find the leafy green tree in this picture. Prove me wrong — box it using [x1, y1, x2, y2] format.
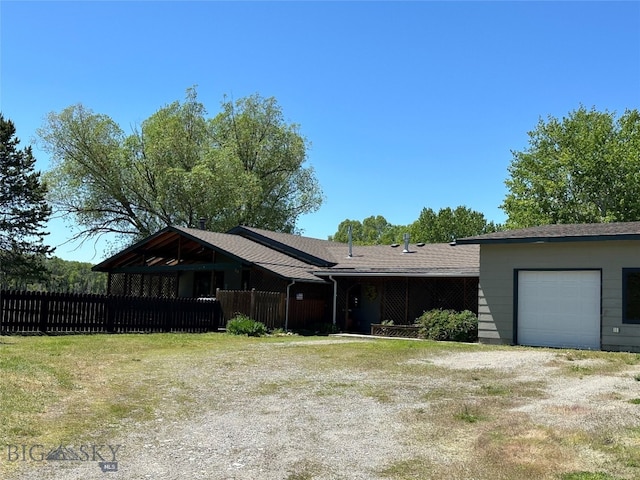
[211, 94, 323, 232]
[409, 206, 501, 243]
[44, 257, 107, 293]
[502, 106, 640, 228]
[329, 216, 402, 245]
[330, 208, 497, 245]
[17, 257, 107, 294]
[0, 114, 53, 287]
[38, 88, 323, 247]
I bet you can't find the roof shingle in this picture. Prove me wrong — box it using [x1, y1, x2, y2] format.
[95, 225, 479, 281]
[457, 221, 640, 244]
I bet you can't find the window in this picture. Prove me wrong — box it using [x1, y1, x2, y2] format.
[622, 269, 640, 324]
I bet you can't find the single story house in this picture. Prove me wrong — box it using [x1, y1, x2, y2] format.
[456, 222, 640, 352]
[93, 225, 479, 332]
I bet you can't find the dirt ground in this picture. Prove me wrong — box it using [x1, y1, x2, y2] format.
[8, 337, 640, 480]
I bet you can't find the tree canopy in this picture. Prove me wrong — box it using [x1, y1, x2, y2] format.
[329, 216, 403, 245]
[4, 257, 107, 293]
[408, 206, 500, 243]
[329, 206, 500, 245]
[38, 88, 323, 247]
[0, 114, 53, 286]
[502, 106, 640, 228]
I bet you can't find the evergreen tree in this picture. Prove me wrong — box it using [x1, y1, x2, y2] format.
[0, 114, 54, 287]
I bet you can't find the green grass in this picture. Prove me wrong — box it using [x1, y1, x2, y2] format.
[2, 334, 640, 480]
[0, 333, 245, 444]
[560, 472, 628, 480]
[454, 403, 484, 423]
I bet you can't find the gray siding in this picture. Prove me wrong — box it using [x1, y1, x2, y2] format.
[478, 241, 640, 352]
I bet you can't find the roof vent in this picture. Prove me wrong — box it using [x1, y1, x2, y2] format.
[347, 225, 353, 258]
[402, 233, 410, 253]
[199, 217, 206, 230]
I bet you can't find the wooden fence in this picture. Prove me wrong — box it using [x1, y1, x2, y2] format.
[215, 289, 328, 330]
[216, 289, 284, 329]
[0, 290, 221, 334]
[0, 289, 327, 335]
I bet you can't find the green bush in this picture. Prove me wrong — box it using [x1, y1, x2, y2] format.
[226, 314, 267, 337]
[416, 309, 478, 342]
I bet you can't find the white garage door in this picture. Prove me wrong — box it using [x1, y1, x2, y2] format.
[517, 270, 600, 349]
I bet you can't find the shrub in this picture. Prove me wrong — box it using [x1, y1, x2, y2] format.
[226, 314, 267, 337]
[416, 309, 478, 342]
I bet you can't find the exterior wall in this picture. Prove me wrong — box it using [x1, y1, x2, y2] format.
[478, 241, 640, 352]
[178, 272, 194, 297]
[334, 276, 478, 333]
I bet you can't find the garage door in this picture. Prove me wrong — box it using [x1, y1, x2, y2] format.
[517, 270, 600, 349]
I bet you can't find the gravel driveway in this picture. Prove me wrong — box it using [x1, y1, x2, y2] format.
[9, 337, 640, 480]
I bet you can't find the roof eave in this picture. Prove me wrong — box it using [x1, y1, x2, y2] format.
[456, 233, 640, 245]
[92, 226, 177, 272]
[313, 270, 478, 278]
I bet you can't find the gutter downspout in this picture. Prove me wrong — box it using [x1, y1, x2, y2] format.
[285, 279, 296, 331]
[329, 275, 338, 327]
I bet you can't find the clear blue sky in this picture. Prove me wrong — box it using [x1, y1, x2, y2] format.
[2, 1, 639, 262]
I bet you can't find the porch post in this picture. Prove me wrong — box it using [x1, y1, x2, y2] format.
[329, 276, 337, 326]
[285, 280, 296, 331]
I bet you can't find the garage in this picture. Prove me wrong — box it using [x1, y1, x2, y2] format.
[517, 270, 601, 349]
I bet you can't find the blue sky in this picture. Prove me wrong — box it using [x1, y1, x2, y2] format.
[2, 1, 639, 262]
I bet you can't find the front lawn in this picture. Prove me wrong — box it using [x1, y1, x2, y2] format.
[1, 334, 639, 479]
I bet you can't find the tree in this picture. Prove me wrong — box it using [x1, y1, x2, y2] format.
[502, 106, 640, 228]
[329, 207, 499, 245]
[329, 216, 402, 245]
[44, 257, 107, 293]
[211, 94, 323, 232]
[14, 257, 107, 294]
[0, 114, 53, 286]
[408, 206, 500, 243]
[38, 88, 323, 247]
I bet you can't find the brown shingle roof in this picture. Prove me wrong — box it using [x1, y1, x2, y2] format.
[456, 221, 640, 244]
[227, 226, 343, 266]
[176, 227, 325, 282]
[316, 243, 479, 277]
[229, 226, 478, 276]
[94, 225, 479, 281]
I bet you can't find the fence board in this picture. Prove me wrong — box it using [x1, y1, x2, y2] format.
[0, 290, 220, 334]
[215, 289, 328, 330]
[287, 299, 326, 329]
[216, 289, 285, 329]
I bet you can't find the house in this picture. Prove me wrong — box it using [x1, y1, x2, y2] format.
[93, 225, 479, 332]
[456, 222, 640, 352]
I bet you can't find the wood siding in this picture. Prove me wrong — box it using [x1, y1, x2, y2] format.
[478, 241, 640, 352]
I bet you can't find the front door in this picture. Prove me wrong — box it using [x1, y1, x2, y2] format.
[347, 283, 381, 333]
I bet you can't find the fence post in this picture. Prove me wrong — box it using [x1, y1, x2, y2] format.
[212, 299, 220, 332]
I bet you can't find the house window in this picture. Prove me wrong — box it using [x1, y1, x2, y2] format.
[622, 268, 640, 324]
